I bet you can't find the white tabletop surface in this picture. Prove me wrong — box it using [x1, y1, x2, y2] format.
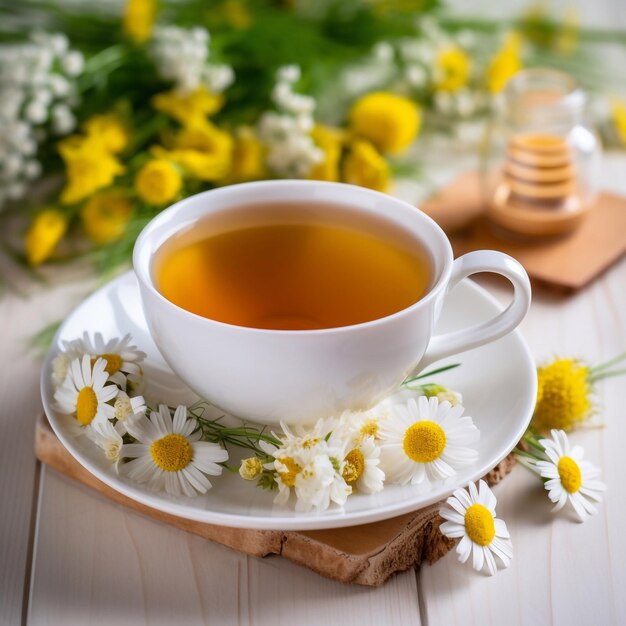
[2, 1, 626, 621]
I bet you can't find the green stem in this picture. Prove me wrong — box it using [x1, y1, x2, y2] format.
[403, 363, 461, 385]
[588, 352, 626, 375]
[589, 367, 626, 383]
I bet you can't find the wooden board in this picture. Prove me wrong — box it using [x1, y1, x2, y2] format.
[35, 415, 515, 587]
[421, 171, 626, 292]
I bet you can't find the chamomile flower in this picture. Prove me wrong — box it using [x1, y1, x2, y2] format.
[530, 429, 606, 522]
[51, 337, 88, 385]
[121, 405, 229, 497]
[439, 480, 513, 576]
[54, 355, 118, 426]
[378, 395, 479, 486]
[341, 436, 385, 494]
[86, 419, 124, 465]
[112, 390, 146, 434]
[264, 416, 352, 511]
[76, 332, 146, 390]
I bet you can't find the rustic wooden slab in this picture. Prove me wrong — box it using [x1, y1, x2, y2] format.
[35, 415, 515, 587]
[421, 171, 626, 292]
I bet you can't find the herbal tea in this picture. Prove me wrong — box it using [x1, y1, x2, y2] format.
[155, 212, 431, 330]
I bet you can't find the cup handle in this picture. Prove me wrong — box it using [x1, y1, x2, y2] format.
[414, 250, 532, 373]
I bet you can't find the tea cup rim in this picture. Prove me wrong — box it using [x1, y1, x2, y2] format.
[133, 180, 454, 336]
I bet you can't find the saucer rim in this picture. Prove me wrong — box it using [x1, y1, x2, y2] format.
[41, 271, 536, 531]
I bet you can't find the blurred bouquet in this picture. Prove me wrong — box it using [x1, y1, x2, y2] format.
[0, 0, 625, 274]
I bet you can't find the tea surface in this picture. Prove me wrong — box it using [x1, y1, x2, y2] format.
[156, 221, 430, 330]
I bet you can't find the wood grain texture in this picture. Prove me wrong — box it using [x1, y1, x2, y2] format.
[0, 271, 95, 626]
[34, 416, 516, 586]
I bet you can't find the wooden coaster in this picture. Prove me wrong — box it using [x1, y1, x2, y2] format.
[421, 171, 626, 292]
[35, 415, 515, 587]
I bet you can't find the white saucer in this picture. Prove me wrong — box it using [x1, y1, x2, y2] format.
[41, 271, 536, 531]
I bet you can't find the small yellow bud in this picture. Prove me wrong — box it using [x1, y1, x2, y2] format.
[239, 457, 263, 481]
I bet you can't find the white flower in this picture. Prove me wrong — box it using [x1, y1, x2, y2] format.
[528, 430, 606, 522]
[6, 182, 25, 200]
[277, 64, 300, 84]
[263, 417, 352, 512]
[71, 332, 146, 389]
[378, 396, 479, 486]
[61, 50, 84, 77]
[202, 64, 234, 93]
[23, 159, 41, 180]
[86, 420, 124, 465]
[25, 99, 47, 124]
[439, 480, 513, 576]
[373, 41, 394, 62]
[113, 391, 146, 434]
[406, 65, 428, 88]
[121, 405, 229, 497]
[54, 355, 118, 427]
[342, 435, 385, 494]
[51, 104, 76, 135]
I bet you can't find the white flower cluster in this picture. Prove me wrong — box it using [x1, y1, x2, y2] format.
[51, 333, 228, 497]
[257, 65, 323, 178]
[257, 388, 479, 512]
[0, 32, 83, 209]
[396, 18, 481, 118]
[150, 26, 234, 94]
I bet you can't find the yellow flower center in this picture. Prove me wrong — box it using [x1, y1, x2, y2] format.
[403, 421, 446, 463]
[464, 503, 496, 546]
[76, 386, 98, 425]
[302, 437, 320, 449]
[277, 456, 302, 487]
[533, 359, 591, 431]
[95, 353, 123, 375]
[342, 448, 365, 485]
[360, 419, 379, 439]
[557, 456, 582, 493]
[150, 434, 193, 472]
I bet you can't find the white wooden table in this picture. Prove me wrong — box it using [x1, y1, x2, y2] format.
[0, 153, 623, 625]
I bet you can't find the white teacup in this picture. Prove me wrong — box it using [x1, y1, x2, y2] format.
[134, 181, 531, 426]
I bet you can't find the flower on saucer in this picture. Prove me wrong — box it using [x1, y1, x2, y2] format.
[52, 337, 90, 385]
[378, 395, 479, 486]
[112, 390, 146, 434]
[87, 420, 124, 465]
[527, 429, 606, 522]
[54, 355, 118, 426]
[439, 480, 513, 576]
[86, 333, 146, 390]
[264, 417, 352, 512]
[120, 404, 229, 497]
[341, 435, 385, 494]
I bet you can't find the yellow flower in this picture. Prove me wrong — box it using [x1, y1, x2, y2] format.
[154, 120, 233, 181]
[349, 92, 421, 155]
[24, 209, 68, 266]
[532, 359, 592, 432]
[611, 100, 626, 146]
[556, 7, 579, 55]
[223, 0, 252, 29]
[226, 127, 265, 182]
[342, 140, 389, 192]
[123, 0, 156, 44]
[83, 114, 129, 154]
[308, 125, 345, 182]
[487, 32, 522, 94]
[58, 136, 125, 205]
[81, 190, 133, 244]
[135, 159, 182, 205]
[152, 86, 224, 125]
[434, 45, 471, 93]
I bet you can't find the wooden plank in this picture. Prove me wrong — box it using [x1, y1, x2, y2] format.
[28, 469, 423, 626]
[0, 270, 95, 626]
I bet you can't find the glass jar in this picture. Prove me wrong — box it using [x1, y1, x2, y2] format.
[482, 69, 602, 238]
